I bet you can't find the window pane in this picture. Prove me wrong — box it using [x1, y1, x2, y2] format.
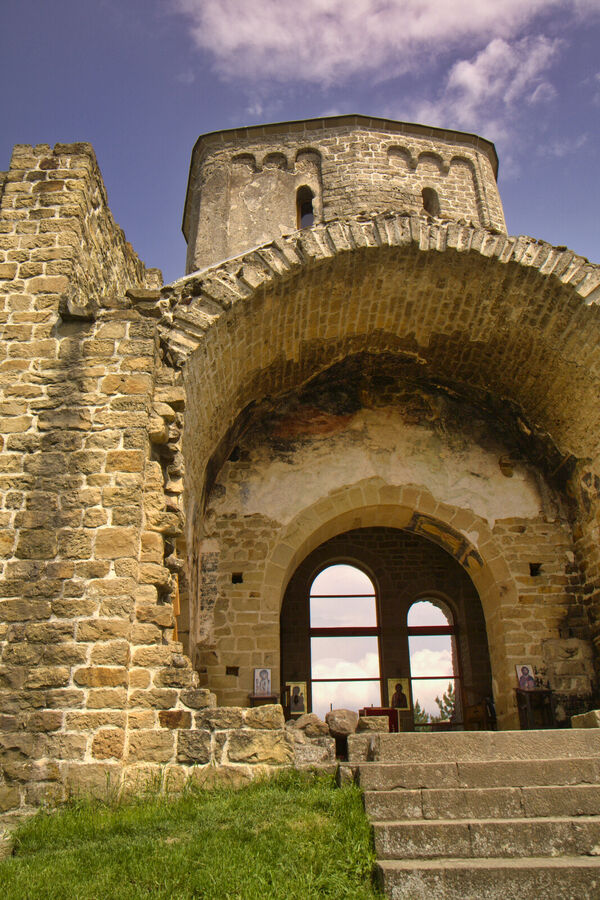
[411, 678, 457, 724]
[407, 600, 451, 627]
[409, 634, 454, 677]
[310, 594, 377, 627]
[311, 564, 374, 596]
[311, 680, 381, 721]
[311, 636, 380, 679]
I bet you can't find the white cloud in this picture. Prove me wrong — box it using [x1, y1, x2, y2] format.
[396, 35, 561, 147]
[529, 81, 557, 103]
[172, 0, 593, 85]
[541, 132, 588, 157]
[409, 648, 452, 678]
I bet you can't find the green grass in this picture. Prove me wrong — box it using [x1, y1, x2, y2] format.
[0, 771, 383, 899]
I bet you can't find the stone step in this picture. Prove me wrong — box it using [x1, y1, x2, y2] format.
[357, 756, 600, 791]
[348, 728, 600, 764]
[376, 856, 600, 900]
[374, 815, 600, 860]
[365, 783, 600, 820]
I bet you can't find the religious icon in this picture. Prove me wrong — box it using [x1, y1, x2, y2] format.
[387, 677, 411, 710]
[516, 663, 536, 690]
[254, 667, 271, 696]
[287, 682, 306, 715]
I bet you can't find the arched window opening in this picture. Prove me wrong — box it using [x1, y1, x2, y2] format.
[309, 564, 381, 719]
[422, 186, 441, 217]
[297, 185, 315, 229]
[407, 599, 462, 730]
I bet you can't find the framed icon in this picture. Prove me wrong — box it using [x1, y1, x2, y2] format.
[254, 667, 272, 696]
[387, 677, 411, 710]
[287, 681, 307, 715]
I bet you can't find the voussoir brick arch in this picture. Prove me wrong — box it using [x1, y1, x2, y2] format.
[259, 478, 518, 728]
[158, 213, 600, 506]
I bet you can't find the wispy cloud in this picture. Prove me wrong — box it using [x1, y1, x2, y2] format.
[393, 35, 561, 147]
[172, 0, 591, 85]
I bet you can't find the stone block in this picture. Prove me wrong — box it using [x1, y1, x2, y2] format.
[572, 709, 600, 728]
[195, 707, 244, 730]
[128, 688, 178, 709]
[289, 713, 330, 737]
[227, 730, 293, 765]
[158, 710, 192, 729]
[25, 666, 70, 689]
[91, 641, 131, 666]
[180, 688, 217, 709]
[77, 618, 131, 642]
[92, 728, 126, 760]
[94, 527, 138, 559]
[64, 762, 122, 800]
[86, 688, 128, 709]
[73, 666, 128, 687]
[177, 729, 212, 764]
[357, 716, 390, 733]
[135, 602, 174, 628]
[127, 730, 174, 763]
[243, 704, 285, 730]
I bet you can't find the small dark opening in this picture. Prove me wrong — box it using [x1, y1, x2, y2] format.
[422, 187, 441, 217]
[228, 446, 241, 461]
[297, 186, 315, 228]
[226, 666, 239, 676]
[232, 572, 244, 584]
[529, 562, 542, 577]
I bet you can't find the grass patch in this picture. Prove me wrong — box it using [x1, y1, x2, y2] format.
[0, 771, 383, 899]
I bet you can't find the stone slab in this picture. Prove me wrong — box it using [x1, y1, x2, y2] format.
[376, 857, 600, 900]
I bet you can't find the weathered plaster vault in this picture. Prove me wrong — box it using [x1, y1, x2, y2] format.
[1, 116, 600, 819]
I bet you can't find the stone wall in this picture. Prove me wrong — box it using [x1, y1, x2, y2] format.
[184, 115, 505, 271]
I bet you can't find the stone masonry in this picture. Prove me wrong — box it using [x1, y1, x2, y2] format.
[1, 117, 600, 822]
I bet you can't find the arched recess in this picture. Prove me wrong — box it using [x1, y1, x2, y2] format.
[159, 215, 600, 706]
[162, 214, 600, 516]
[257, 479, 518, 728]
[280, 527, 494, 729]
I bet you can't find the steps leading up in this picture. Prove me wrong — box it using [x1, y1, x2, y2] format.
[376, 857, 600, 900]
[353, 730, 600, 899]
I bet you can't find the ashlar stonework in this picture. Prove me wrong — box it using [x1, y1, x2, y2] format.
[1, 115, 600, 824]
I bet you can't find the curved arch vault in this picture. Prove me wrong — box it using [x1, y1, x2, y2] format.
[158, 215, 600, 729]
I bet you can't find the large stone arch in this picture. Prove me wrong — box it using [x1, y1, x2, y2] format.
[257, 478, 518, 727]
[160, 213, 600, 513]
[159, 214, 600, 721]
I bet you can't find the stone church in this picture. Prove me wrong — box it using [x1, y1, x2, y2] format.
[1, 115, 600, 890]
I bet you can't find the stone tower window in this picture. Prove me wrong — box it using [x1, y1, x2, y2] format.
[297, 186, 315, 228]
[422, 187, 441, 217]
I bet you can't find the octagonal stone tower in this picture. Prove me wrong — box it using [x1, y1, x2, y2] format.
[182, 114, 506, 274]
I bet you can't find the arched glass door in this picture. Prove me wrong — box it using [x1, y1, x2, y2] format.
[408, 599, 462, 730]
[309, 564, 381, 719]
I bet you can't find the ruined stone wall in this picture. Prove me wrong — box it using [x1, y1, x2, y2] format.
[0, 144, 297, 823]
[184, 116, 505, 272]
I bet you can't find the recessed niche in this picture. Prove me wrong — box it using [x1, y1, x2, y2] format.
[226, 666, 239, 677]
[529, 562, 542, 577]
[232, 572, 243, 584]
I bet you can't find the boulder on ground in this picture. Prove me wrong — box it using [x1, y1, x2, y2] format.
[325, 708, 359, 738]
[290, 713, 330, 737]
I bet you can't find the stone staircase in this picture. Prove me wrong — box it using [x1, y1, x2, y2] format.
[347, 729, 600, 899]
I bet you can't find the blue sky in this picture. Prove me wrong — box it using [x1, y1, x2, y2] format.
[2, 0, 599, 284]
